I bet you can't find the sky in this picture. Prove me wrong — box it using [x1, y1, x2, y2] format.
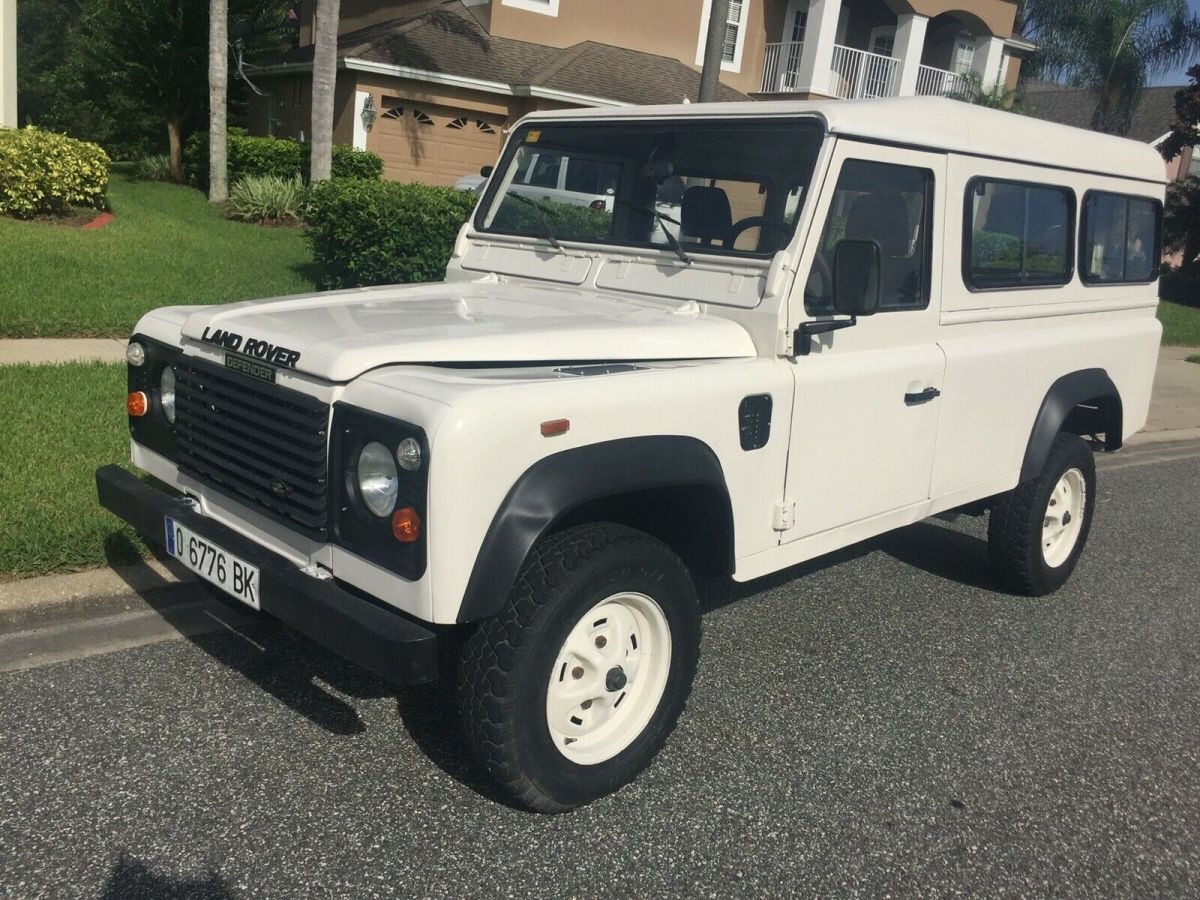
[1149, 0, 1200, 85]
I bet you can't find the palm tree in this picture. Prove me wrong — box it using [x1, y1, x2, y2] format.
[208, 0, 228, 202]
[1025, 0, 1200, 135]
[309, 0, 340, 182]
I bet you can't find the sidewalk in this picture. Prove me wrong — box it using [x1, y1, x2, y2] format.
[0, 338, 126, 365]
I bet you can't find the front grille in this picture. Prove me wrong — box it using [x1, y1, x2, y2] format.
[175, 356, 330, 539]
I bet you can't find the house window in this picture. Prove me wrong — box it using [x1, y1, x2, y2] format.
[476, 120, 496, 134]
[723, 1, 745, 63]
[381, 104, 404, 120]
[500, 0, 560, 16]
[411, 108, 434, 125]
[447, 117, 467, 130]
[789, 8, 807, 43]
[869, 26, 895, 57]
[951, 35, 976, 74]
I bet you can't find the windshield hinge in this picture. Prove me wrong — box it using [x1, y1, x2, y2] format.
[772, 499, 796, 532]
[777, 328, 795, 357]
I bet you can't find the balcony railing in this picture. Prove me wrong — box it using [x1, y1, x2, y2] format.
[760, 40, 805, 93]
[829, 44, 899, 99]
[915, 64, 964, 97]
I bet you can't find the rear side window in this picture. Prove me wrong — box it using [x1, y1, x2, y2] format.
[1080, 191, 1161, 284]
[965, 178, 1074, 289]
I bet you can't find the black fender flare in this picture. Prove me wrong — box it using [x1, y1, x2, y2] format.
[456, 436, 733, 623]
[1020, 368, 1122, 483]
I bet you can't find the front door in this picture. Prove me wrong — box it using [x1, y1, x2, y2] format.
[783, 141, 947, 541]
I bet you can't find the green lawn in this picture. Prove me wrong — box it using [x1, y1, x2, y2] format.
[1158, 300, 1200, 348]
[0, 362, 150, 578]
[0, 169, 316, 338]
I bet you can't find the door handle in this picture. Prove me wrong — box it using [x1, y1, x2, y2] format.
[904, 387, 941, 406]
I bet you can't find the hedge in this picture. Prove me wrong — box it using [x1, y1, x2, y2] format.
[306, 179, 477, 288]
[184, 130, 382, 189]
[0, 127, 109, 218]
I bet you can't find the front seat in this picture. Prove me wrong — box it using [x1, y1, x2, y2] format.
[844, 192, 918, 307]
[680, 186, 732, 247]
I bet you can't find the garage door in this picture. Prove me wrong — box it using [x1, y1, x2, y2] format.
[373, 100, 505, 186]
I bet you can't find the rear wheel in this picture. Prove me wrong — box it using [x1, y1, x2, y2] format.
[458, 523, 701, 812]
[988, 432, 1096, 596]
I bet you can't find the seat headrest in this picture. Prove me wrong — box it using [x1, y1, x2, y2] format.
[846, 193, 913, 258]
[681, 186, 732, 245]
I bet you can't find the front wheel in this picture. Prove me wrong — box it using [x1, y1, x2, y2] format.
[988, 432, 1097, 596]
[458, 523, 701, 812]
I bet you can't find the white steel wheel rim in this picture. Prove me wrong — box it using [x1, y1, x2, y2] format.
[1042, 467, 1086, 568]
[545, 592, 672, 766]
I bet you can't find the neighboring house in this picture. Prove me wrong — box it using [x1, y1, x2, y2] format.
[1023, 84, 1195, 182]
[250, 0, 1029, 185]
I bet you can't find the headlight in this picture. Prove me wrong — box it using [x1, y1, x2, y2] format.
[159, 366, 176, 424]
[126, 341, 146, 367]
[357, 441, 398, 517]
[396, 437, 422, 472]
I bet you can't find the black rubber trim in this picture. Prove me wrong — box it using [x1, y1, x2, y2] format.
[1020, 369, 1122, 482]
[457, 436, 732, 623]
[95, 465, 439, 685]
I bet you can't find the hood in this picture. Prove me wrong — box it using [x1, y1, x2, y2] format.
[177, 281, 756, 382]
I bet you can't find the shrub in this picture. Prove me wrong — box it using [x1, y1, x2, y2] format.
[184, 130, 383, 188]
[306, 179, 477, 288]
[327, 144, 384, 180]
[491, 196, 611, 242]
[0, 126, 109, 218]
[227, 174, 307, 225]
[133, 154, 172, 182]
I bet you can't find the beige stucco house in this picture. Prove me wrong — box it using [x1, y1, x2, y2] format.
[249, 0, 1030, 185]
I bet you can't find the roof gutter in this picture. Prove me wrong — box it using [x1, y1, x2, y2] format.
[249, 57, 627, 108]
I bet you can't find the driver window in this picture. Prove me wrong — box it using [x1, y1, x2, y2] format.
[805, 159, 933, 314]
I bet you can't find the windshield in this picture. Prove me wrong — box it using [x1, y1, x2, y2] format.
[475, 118, 824, 258]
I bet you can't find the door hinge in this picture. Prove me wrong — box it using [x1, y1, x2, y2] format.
[776, 328, 794, 357]
[772, 499, 796, 531]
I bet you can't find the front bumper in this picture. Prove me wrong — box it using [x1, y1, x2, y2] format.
[95, 465, 439, 685]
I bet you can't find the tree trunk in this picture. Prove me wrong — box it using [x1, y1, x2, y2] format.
[310, 0, 342, 182]
[698, 0, 730, 102]
[167, 119, 183, 182]
[208, 0, 229, 202]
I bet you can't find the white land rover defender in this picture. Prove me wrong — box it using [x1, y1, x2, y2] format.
[98, 98, 1164, 812]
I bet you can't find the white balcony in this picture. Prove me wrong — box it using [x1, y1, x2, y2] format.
[829, 44, 900, 99]
[915, 64, 964, 97]
[760, 40, 805, 93]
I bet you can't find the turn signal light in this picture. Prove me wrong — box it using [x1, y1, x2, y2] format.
[391, 507, 421, 543]
[126, 391, 148, 417]
[540, 418, 570, 437]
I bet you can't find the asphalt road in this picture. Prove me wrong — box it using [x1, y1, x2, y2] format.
[2, 451, 1198, 899]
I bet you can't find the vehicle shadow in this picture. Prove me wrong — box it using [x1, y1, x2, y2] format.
[103, 536, 387, 737]
[875, 519, 999, 592]
[697, 541, 877, 614]
[99, 852, 234, 899]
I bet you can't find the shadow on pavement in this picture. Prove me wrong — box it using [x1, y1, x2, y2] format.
[876, 519, 999, 591]
[100, 852, 234, 899]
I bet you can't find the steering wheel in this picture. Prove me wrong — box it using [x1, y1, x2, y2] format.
[804, 252, 833, 307]
[728, 215, 793, 249]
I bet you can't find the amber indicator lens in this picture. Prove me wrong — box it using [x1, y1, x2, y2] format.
[540, 418, 570, 437]
[126, 391, 148, 417]
[391, 507, 421, 543]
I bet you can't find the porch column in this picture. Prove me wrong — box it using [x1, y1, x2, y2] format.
[792, 0, 842, 97]
[1, 0, 16, 127]
[893, 13, 929, 97]
[972, 35, 1006, 89]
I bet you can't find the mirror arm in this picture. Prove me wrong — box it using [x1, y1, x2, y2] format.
[794, 316, 857, 357]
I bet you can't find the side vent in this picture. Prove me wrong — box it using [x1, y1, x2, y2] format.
[738, 394, 772, 451]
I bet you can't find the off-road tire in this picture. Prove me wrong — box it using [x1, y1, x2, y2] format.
[458, 523, 701, 813]
[988, 432, 1096, 596]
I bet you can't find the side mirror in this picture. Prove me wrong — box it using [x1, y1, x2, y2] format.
[832, 239, 881, 317]
[480, 165, 493, 178]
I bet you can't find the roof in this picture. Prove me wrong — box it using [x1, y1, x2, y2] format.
[520, 96, 1168, 183]
[1023, 84, 1183, 144]
[266, 1, 746, 107]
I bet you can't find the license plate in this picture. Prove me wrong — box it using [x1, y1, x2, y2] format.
[164, 517, 260, 610]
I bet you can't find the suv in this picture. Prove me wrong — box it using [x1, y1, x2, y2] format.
[98, 98, 1163, 813]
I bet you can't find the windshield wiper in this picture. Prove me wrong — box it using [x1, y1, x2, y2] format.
[506, 193, 561, 249]
[618, 201, 691, 265]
